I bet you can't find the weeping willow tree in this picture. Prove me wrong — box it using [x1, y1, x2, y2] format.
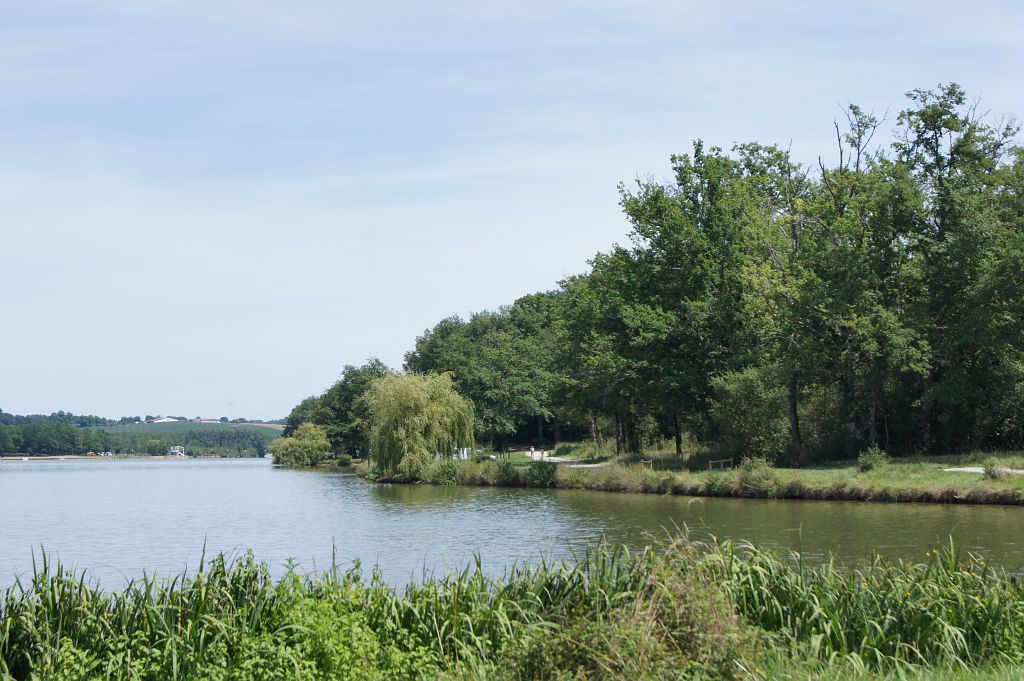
[366, 372, 475, 479]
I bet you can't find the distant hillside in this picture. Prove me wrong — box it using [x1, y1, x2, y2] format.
[92, 421, 282, 456]
[97, 421, 282, 436]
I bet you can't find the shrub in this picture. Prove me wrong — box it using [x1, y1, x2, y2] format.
[856, 445, 886, 472]
[737, 456, 780, 497]
[709, 366, 789, 461]
[457, 460, 497, 485]
[269, 423, 332, 467]
[703, 471, 733, 496]
[428, 459, 459, 485]
[982, 458, 1006, 480]
[526, 461, 558, 488]
[553, 442, 575, 458]
[559, 467, 589, 489]
[495, 460, 520, 486]
[334, 453, 353, 466]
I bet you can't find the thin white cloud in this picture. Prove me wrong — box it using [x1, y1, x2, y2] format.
[0, 0, 1020, 417]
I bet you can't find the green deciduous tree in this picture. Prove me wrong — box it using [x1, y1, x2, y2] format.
[365, 373, 474, 479]
[283, 359, 390, 456]
[269, 423, 332, 467]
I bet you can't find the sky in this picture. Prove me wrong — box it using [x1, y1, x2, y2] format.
[1, 1, 1021, 420]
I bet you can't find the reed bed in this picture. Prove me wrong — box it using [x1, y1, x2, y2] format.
[1, 538, 1022, 680]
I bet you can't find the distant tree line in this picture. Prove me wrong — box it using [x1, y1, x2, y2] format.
[287, 85, 1023, 464]
[0, 422, 276, 457]
[0, 409, 118, 427]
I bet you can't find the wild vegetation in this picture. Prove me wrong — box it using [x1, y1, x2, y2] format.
[353, 448, 1024, 505]
[287, 84, 1024, 473]
[1, 537, 1021, 680]
[269, 423, 334, 467]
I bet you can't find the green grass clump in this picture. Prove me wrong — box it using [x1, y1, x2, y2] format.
[552, 442, 575, 458]
[2, 538, 1022, 679]
[525, 461, 558, 488]
[718, 540, 1024, 672]
[857, 445, 887, 472]
[983, 458, 1007, 480]
[736, 456, 781, 497]
[428, 459, 460, 485]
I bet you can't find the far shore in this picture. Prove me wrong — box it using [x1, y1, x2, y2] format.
[351, 449, 1024, 507]
[0, 453, 238, 460]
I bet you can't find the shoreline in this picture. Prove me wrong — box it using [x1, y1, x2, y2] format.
[0, 454, 236, 461]
[355, 459, 1024, 507]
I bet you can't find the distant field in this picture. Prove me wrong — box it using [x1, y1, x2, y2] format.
[95, 422, 282, 436]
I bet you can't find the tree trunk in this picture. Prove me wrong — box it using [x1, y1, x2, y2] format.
[844, 353, 857, 456]
[536, 414, 544, 442]
[614, 414, 623, 456]
[788, 374, 803, 467]
[868, 375, 880, 448]
[625, 415, 642, 454]
[673, 410, 683, 456]
[883, 407, 891, 453]
[921, 373, 933, 453]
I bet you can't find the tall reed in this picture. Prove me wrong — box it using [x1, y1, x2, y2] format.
[2, 537, 1022, 679]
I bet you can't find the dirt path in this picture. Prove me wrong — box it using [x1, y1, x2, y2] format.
[522, 450, 610, 468]
[943, 466, 1024, 475]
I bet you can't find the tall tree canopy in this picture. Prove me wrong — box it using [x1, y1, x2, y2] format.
[286, 84, 1022, 464]
[404, 292, 560, 449]
[283, 359, 390, 456]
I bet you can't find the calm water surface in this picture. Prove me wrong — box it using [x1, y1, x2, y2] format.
[1, 457, 1021, 587]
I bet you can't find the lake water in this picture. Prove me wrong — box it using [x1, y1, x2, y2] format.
[1, 457, 1021, 587]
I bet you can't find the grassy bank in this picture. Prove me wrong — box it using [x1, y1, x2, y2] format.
[355, 450, 1024, 506]
[2, 538, 1022, 680]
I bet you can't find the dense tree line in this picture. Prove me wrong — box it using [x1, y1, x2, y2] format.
[283, 360, 390, 456]
[0, 423, 275, 457]
[288, 85, 1023, 464]
[0, 409, 119, 427]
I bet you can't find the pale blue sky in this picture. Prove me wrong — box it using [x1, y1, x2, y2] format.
[1, 0, 1021, 419]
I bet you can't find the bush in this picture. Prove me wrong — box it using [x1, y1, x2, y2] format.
[737, 456, 780, 497]
[457, 460, 497, 485]
[495, 460, 520, 486]
[559, 467, 589, 489]
[982, 458, 1006, 480]
[553, 442, 575, 458]
[709, 366, 789, 461]
[526, 461, 558, 488]
[269, 423, 332, 467]
[704, 471, 733, 496]
[856, 446, 886, 472]
[428, 459, 459, 485]
[334, 453, 353, 466]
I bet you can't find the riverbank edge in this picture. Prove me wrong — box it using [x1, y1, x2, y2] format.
[0, 453, 256, 460]
[355, 461, 1024, 506]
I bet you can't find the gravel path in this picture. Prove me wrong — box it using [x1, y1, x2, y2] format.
[943, 466, 1024, 475]
[522, 450, 611, 468]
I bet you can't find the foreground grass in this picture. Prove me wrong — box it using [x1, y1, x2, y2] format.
[2, 538, 1023, 680]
